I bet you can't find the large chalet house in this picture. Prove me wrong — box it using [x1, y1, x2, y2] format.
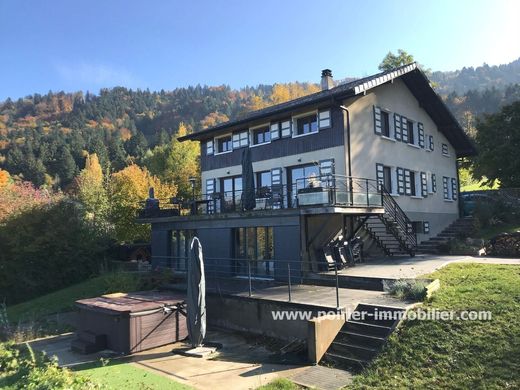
[139, 63, 475, 279]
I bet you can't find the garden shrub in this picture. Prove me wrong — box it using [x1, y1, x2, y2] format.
[383, 279, 428, 301]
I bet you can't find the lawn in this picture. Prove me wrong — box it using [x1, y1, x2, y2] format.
[6, 272, 141, 323]
[349, 263, 520, 389]
[73, 359, 191, 390]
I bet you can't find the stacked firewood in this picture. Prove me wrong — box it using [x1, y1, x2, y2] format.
[485, 232, 520, 257]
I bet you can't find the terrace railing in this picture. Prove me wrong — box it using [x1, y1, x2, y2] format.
[137, 175, 383, 218]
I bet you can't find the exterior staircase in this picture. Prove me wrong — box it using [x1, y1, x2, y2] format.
[322, 303, 406, 370]
[416, 216, 475, 254]
[363, 188, 417, 256]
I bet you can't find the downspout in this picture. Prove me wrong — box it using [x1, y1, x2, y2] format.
[456, 158, 463, 217]
[338, 104, 355, 236]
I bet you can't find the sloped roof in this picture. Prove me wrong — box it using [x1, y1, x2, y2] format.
[179, 63, 476, 157]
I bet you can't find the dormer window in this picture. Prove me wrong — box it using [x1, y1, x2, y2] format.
[252, 126, 271, 145]
[296, 114, 318, 136]
[216, 135, 232, 154]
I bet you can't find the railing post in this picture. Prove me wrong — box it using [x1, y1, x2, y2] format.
[334, 262, 340, 310]
[248, 260, 252, 297]
[287, 263, 292, 302]
[366, 178, 370, 207]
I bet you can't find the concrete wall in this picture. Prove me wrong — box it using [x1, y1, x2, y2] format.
[345, 79, 459, 239]
[206, 294, 343, 341]
[307, 314, 346, 363]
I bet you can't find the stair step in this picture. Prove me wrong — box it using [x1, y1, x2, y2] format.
[338, 331, 387, 348]
[323, 352, 368, 369]
[343, 320, 393, 337]
[329, 341, 379, 360]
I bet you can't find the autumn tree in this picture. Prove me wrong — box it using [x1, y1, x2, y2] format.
[144, 123, 200, 200]
[109, 164, 176, 242]
[75, 153, 110, 227]
[379, 49, 415, 71]
[0, 169, 9, 189]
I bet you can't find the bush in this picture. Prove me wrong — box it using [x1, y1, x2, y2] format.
[0, 199, 112, 305]
[383, 279, 429, 301]
[0, 342, 98, 389]
[485, 232, 520, 257]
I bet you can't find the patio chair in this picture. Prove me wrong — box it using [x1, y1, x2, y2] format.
[266, 184, 284, 209]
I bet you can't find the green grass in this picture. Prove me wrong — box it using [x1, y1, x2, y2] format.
[7, 272, 141, 323]
[256, 378, 301, 390]
[74, 359, 191, 390]
[477, 222, 520, 240]
[349, 263, 520, 389]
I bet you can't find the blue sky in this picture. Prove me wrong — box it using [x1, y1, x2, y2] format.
[0, 0, 519, 100]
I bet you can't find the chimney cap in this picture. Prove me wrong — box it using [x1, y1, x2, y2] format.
[321, 69, 332, 77]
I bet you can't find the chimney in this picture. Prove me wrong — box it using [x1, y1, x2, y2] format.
[321, 69, 333, 90]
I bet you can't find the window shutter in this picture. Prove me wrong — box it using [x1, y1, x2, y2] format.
[418, 122, 425, 148]
[206, 140, 214, 155]
[240, 131, 249, 147]
[420, 172, 428, 197]
[373, 106, 382, 135]
[451, 178, 458, 200]
[270, 122, 280, 140]
[280, 120, 291, 138]
[404, 169, 412, 196]
[318, 109, 331, 129]
[394, 113, 402, 141]
[271, 168, 282, 185]
[432, 173, 437, 193]
[376, 163, 385, 189]
[423, 221, 430, 234]
[396, 167, 405, 195]
[442, 143, 449, 155]
[206, 179, 216, 213]
[319, 159, 335, 177]
[443, 176, 449, 199]
[232, 133, 240, 149]
[401, 116, 409, 143]
[429, 135, 434, 151]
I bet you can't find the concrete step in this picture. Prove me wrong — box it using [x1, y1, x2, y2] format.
[343, 320, 393, 338]
[322, 352, 367, 370]
[337, 331, 386, 349]
[329, 341, 379, 361]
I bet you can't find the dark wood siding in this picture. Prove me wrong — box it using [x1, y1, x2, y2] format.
[201, 107, 344, 171]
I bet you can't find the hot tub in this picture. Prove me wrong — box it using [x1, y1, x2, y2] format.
[74, 291, 187, 354]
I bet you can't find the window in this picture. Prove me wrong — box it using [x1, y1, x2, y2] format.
[318, 109, 331, 129]
[252, 126, 270, 145]
[206, 140, 214, 155]
[381, 111, 390, 137]
[407, 120, 415, 144]
[410, 171, 417, 196]
[423, 221, 430, 234]
[296, 114, 318, 136]
[383, 166, 392, 193]
[235, 227, 274, 278]
[216, 136, 232, 154]
[442, 143, 449, 156]
[280, 120, 291, 138]
[256, 171, 271, 188]
[232, 131, 249, 149]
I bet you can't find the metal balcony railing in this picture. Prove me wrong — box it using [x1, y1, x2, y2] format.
[137, 175, 382, 218]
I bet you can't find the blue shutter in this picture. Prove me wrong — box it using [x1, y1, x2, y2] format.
[418, 122, 425, 148]
[270, 122, 280, 140]
[396, 167, 405, 195]
[394, 113, 402, 141]
[404, 169, 412, 196]
[429, 135, 434, 151]
[376, 163, 385, 190]
[373, 106, 382, 135]
[420, 172, 428, 197]
[432, 173, 437, 192]
[451, 178, 458, 200]
[401, 116, 409, 143]
[443, 176, 449, 199]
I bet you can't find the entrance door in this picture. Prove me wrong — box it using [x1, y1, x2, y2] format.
[220, 176, 242, 211]
[288, 164, 320, 206]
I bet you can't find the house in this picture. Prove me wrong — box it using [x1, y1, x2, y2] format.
[138, 63, 475, 279]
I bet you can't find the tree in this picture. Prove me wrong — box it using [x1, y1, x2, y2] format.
[0, 169, 9, 189]
[75, 153, 110, 228]
[54, 145, 77, 186]
[109, 165, 176, 242]
[473, 101, 520, 187]
[379, 49, 415, 71]
[108, 136, 127, 171]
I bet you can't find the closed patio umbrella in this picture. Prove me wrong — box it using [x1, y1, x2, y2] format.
[242, 147, 256, 210]
[187, 237, 206, 347]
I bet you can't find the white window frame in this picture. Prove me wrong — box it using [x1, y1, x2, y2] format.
[427, 172, 434, 194]
[411, 170, 422, 198]
[406, 119, 420, 148]
[292, 110, 319, 138]
[250, 123, 271, 147]
[214, 133, 233, 155]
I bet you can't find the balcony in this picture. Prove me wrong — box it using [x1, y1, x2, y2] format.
[137, 175, 383, 220]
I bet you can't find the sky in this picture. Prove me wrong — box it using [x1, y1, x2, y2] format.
[0, 0, 519, 100]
